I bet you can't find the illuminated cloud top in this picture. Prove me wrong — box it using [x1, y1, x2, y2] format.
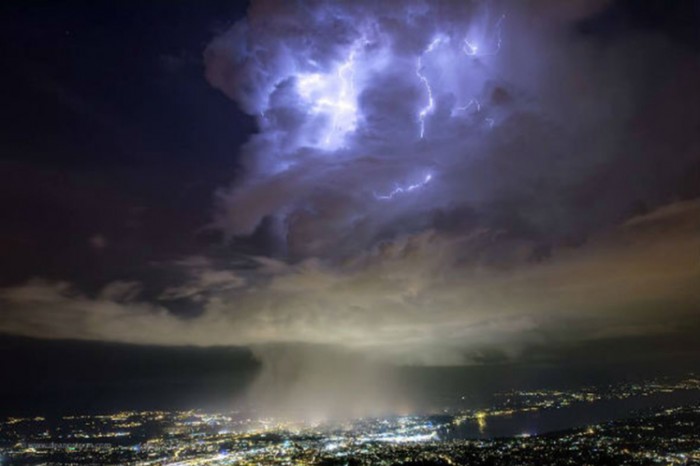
[203, 0, 531, 257]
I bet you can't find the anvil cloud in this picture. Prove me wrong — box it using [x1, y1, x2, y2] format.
[1, 0, 700, 369]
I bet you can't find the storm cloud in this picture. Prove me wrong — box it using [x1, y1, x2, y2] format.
[1, 0, 699, 372]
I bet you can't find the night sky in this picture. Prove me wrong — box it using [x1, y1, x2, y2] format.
[1, 0, 699, 417]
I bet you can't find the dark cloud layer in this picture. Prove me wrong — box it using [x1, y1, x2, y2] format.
[1, 200, 698, 361]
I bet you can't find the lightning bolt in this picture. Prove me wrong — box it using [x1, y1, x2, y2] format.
[494, 14, 506, 54]
[462, 14, 506, 57]
[374, 174, 433, 200]
[463, 40, 479, 56]
[416, 63, 433, 139]
[454, 14, 507, 128]
[416, 37, 446, 139]
[454, 98, 481, 114]
[326, 49, 357, 144]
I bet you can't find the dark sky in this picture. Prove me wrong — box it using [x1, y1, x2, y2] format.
[0, 0, 253, 291]
[0, 0, 699, 416]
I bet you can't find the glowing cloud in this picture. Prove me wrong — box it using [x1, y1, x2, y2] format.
[296, 46, 362, 150]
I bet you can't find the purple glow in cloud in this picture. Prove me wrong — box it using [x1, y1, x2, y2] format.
[203, 1, 513, 251]
[296, 45, 362, 150]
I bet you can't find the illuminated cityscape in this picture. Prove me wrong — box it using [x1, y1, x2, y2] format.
[1, 375, 698, 465]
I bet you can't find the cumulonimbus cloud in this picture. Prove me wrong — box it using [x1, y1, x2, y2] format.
[1, 0, 699, 369]
[205, 0, 700, 260]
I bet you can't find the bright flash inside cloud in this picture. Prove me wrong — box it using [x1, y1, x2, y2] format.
[203, 3, 520, 239]
[296, 47, 360, 150]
